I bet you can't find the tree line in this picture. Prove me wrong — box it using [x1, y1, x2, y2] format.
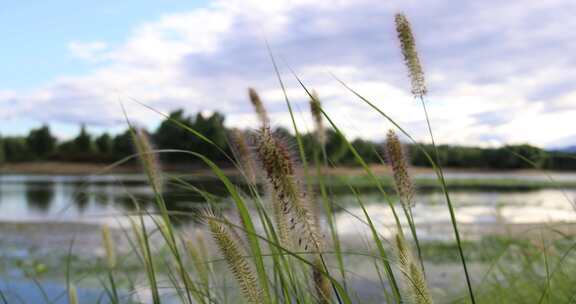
[1, 109, 575, 170]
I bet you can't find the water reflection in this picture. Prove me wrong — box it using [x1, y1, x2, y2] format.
[2, 174, 576, 229]
[94, 191, 109, 206]
[25, 181, 54, 213]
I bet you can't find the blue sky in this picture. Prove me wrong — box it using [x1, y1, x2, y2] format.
[1, 0, 576, 148]
[0, 1, 207, 89]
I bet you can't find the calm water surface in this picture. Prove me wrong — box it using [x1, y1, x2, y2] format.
[1, 173, 575, 227]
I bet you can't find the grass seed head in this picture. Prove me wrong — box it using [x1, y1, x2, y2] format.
[132, 128, 163, 193]
[313, 258, 332, 304]
[255, 127, 294, 179]
[230, 129, 258, 184]
[68, 284, 79, 304]
[254, 127, 322, 252]
[309, 91, 326, 146]
[395, 233, 433, 304]
[204, 210, 264, 304]
[186, 238, 210, 286]
[248, 88, 269, 127]
[101, 224, 116, 269]
[395, 13, 427, 98]
[385, 130, 415, 208]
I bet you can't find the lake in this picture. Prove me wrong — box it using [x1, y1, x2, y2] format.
[1, 172, 576, 302]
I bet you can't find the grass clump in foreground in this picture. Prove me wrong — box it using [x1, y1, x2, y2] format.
[20, 12, 576, 304]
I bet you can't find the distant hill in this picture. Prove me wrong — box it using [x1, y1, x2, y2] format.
[551, 146, 576, 153]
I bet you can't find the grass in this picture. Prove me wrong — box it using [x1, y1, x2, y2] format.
[3, 12, 576, 304]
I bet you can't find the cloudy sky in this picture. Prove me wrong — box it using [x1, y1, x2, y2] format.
[2, 0, 576, 148]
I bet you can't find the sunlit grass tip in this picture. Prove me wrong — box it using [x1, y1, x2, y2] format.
[395, 13, 427, 98]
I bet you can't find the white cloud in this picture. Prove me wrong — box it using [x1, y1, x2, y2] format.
[3, 0, 576, 147]
[68, 41, 109, 62]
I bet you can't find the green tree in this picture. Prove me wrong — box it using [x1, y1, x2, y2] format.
[154, 110, 230, 162]
[96, 133, 113, 154]
[349, 139, 381, 164]
[26, 125, 56, 159]
[191, 112, 228, 159]
[3, 137, 32, 162]
[57, 140, 75, 155]
[0, 136, 5, 163]
[154, 110, 196, 162]
[325, 129, 348, 164]
[112, 130, 134, 160]
[503, 145, 546, 169]
[73, 125, 95, 154]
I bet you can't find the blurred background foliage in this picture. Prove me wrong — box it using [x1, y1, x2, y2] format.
[0, 109, 573, 170]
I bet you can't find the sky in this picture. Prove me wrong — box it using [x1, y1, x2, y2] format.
[1, 0, 576, 148]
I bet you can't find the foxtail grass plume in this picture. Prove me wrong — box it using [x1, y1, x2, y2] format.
[385, 130, 414, 208]
[230, 129, 258, 184]
[395, 234, 433, 304]
[254, 127, 331, 303]
[195, 230, 210, 269]
[265, 180, 293, 249]
[192, 230, 215, 295]
[395, 13, 427, 98]
[132, 128, 163, 193]
[248, 88, 269, 127]
[186, 232, 211, 295]
[205, 210, 263, 304]
[313, 258, 332, 304]
[101, 224, 116, 269]
[309, 91, 326, 146]
[186, 239, 209, 283]
[254, 127, 321, 252]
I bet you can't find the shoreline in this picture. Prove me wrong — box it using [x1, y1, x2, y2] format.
[2, 161, 576, 175]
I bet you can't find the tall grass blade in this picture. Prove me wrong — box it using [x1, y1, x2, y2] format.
[333, 75, 476, 303]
